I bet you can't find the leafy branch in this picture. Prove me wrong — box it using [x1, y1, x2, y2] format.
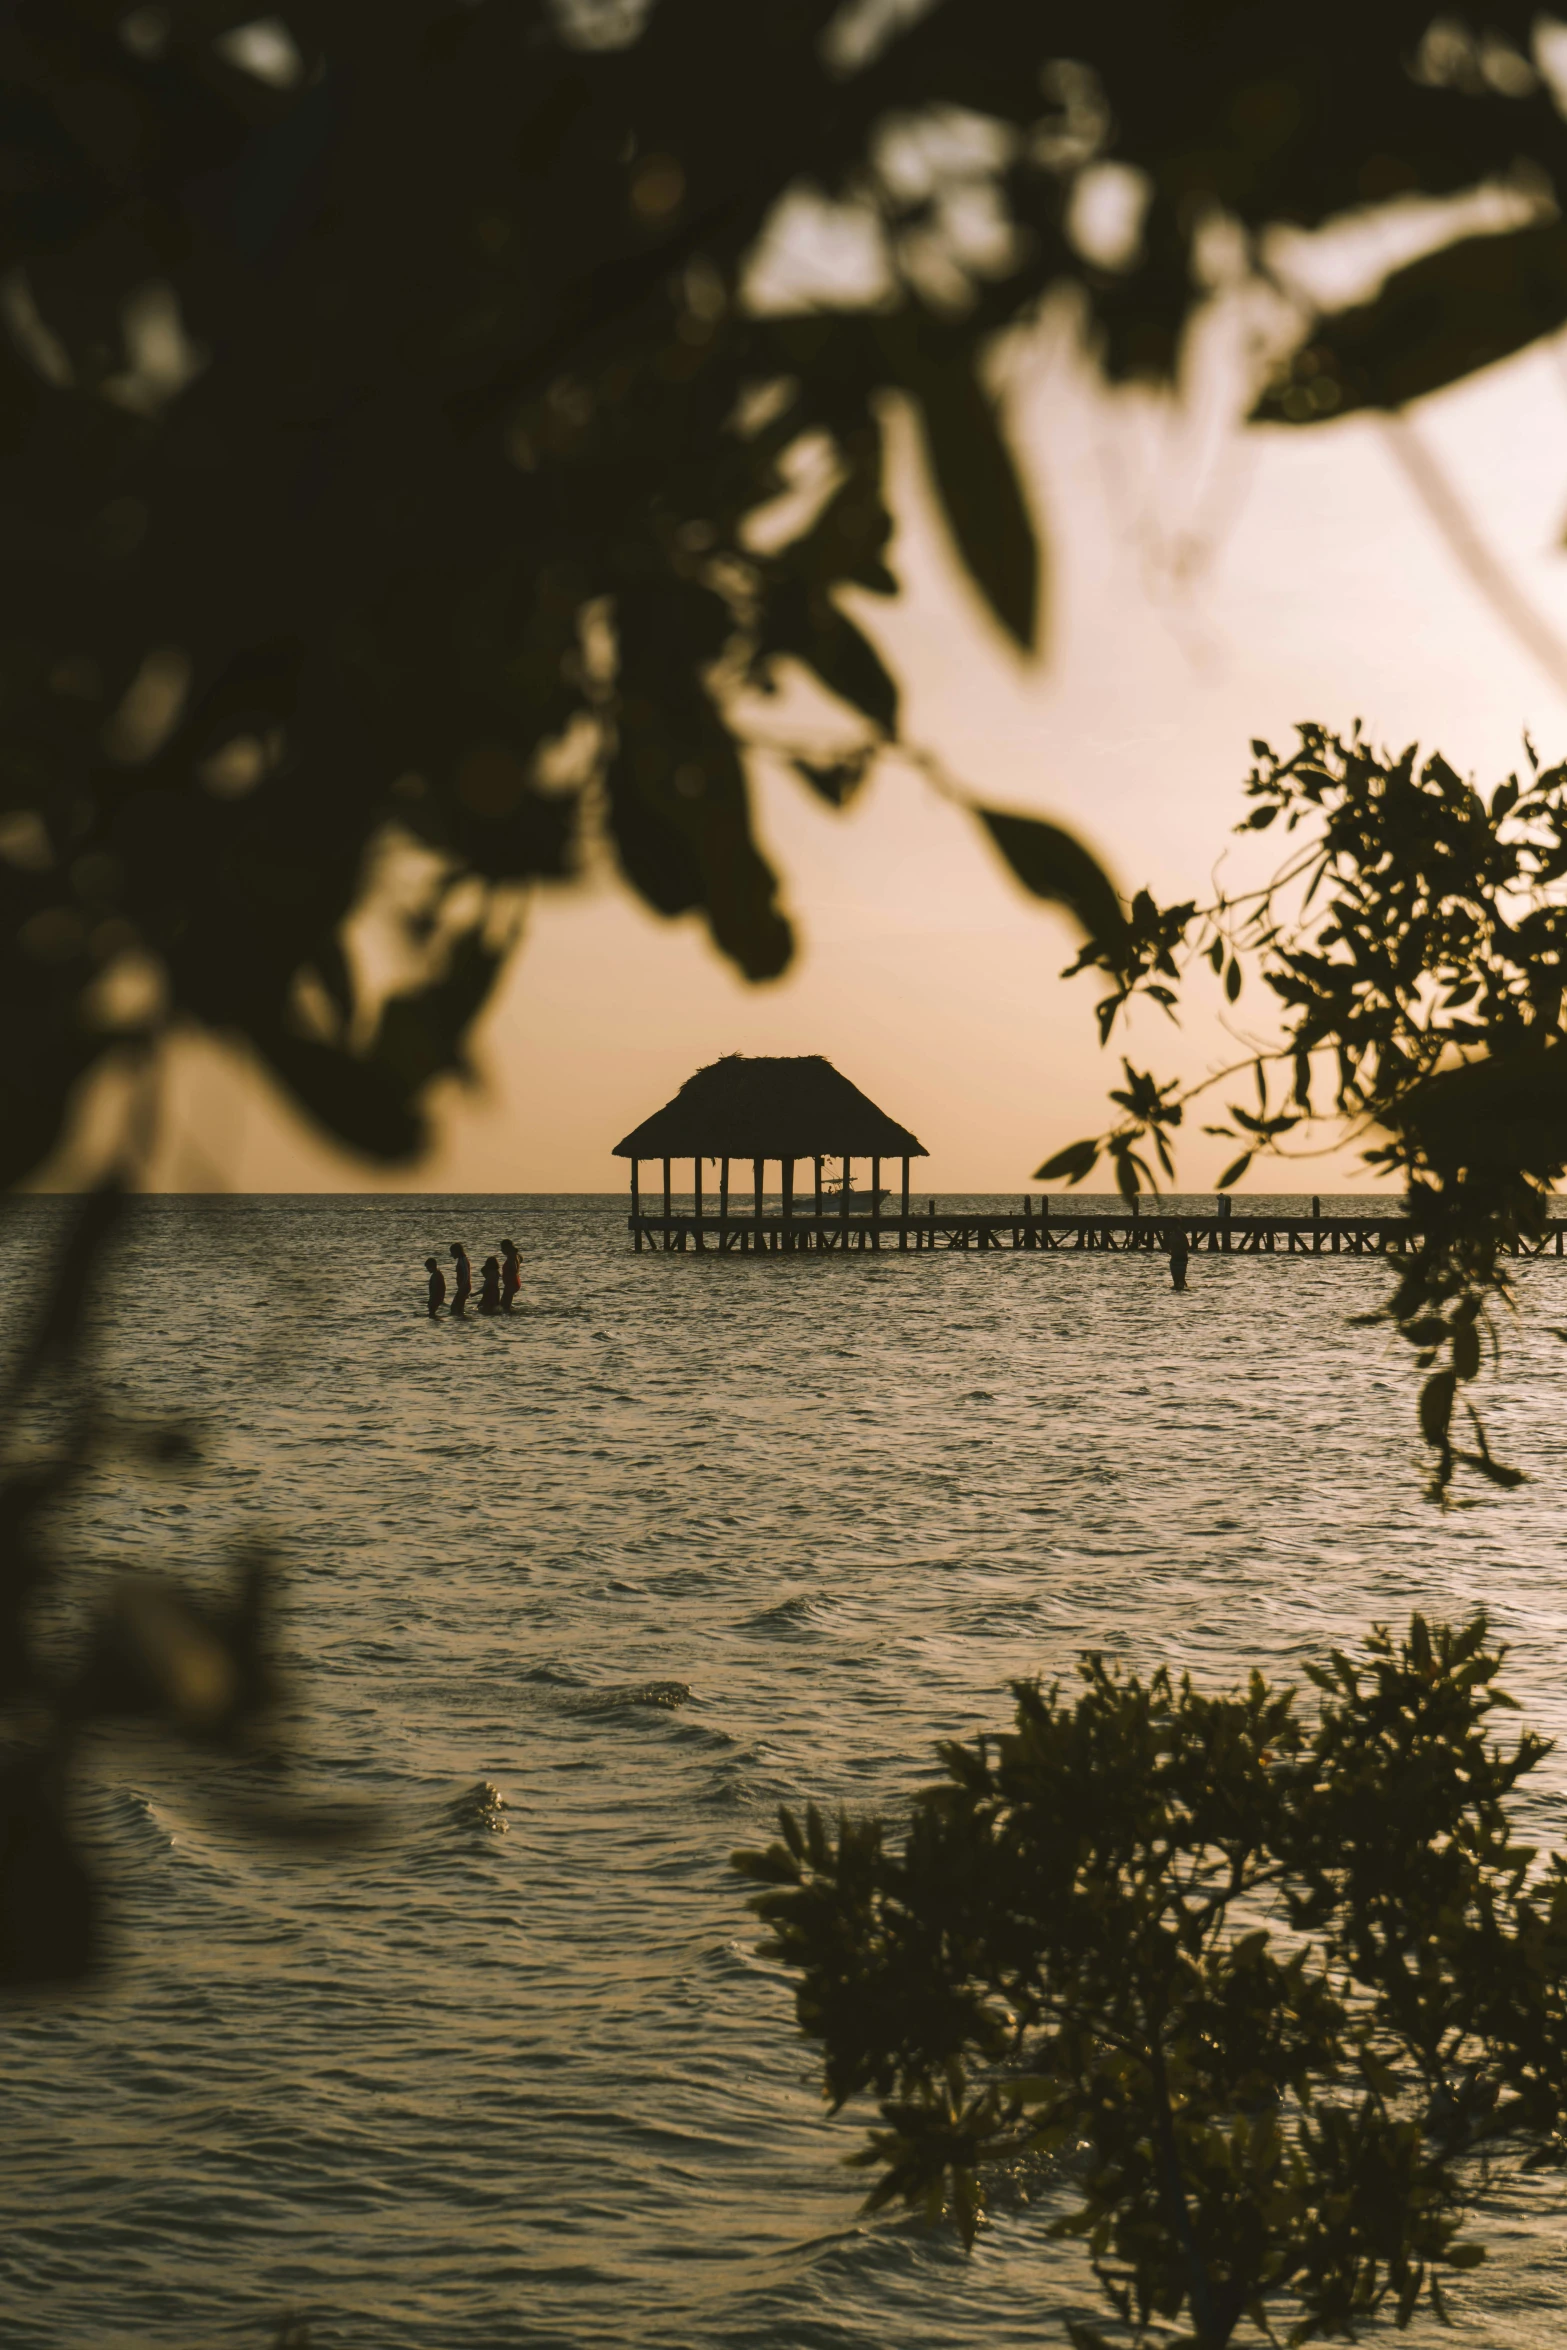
[1040, 724, 1567, 1495]
[738, 1613, 1567, 2350]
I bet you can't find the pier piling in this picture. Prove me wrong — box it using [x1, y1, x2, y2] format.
[624, 1201, 1567, 1260]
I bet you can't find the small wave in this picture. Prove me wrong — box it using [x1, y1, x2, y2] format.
[576, 1678, 695, 1713]
[697, 1757, 792, 1809]
[85, 1785, 175, 1853]
[521, 1667, 697, 1714]
[740, 1593, 829, 1637]
[444, 1780, 510, 1834]
[644, 1567, 716, 1597]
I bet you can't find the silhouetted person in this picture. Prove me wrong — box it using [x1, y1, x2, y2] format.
[449, 1242, 472, 1317]
[500, 1238, 521, 1312]
[478, 1255, 502, 1315]
[424, 1256, 446, 1318]
[1165, 1222, 1190, 1292]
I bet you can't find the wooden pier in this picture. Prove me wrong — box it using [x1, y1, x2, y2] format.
[612, 1063, 1567, 1263]
[629, 1202, 1567, 1258]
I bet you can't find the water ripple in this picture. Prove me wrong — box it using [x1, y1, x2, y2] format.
[5, 1194, 1567, 2347]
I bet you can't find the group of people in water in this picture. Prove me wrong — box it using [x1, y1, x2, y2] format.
[424, 1239, 521, 1318]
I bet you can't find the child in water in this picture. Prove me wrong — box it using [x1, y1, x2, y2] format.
[424, 1256, 446, 1318]
[478, 1256, 503, 1315]
[500, 1238, 521, 1312]
[449, 1242, 472, 1317]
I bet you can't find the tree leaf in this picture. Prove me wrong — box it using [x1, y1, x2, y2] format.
[1420, 1369, 1458, 1446]
[763, 581, 898, 734]
[1217, 1151, 1253, 1188]
[1034, 1138, 1100, 1183]
[906, 352, 1039, 651]
[1254, 219, 1567, 426]
[977, 809, 1124, 945]
[256, 1030, 424, 1162]
[792, 754, 871, 807]
[806, 607, 898, 734]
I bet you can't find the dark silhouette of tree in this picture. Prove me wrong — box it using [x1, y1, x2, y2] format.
[9, 3, 1567, 1980]
[1046, 728, 1567, 1493]
[1, 0, 1561, 1180]
[737, 1614, 1567, 2350]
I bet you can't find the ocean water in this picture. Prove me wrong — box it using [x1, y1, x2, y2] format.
[5, 1192, 1567, 2349]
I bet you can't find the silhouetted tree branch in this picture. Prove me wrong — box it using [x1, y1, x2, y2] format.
[738, 1614, 1567, 2348]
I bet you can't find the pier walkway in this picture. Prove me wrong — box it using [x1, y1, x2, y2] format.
[629, 1204, 1567, 1258]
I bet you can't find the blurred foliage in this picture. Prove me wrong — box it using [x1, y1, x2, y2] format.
[0, 1182, 289, 1986]
[738, 1613, 1567, 2350]
[1045, 727, 1567, 1494]
[11, 0, 1567, 1976]
[1, 0, 1565, 1180]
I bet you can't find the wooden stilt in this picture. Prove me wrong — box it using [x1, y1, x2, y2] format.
[626, 1181, 1497, 1258]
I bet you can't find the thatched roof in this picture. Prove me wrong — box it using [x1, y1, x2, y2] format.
[614, 1055, 927, 1160]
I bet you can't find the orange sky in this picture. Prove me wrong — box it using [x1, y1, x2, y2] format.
[51, 311, 1567, 1194]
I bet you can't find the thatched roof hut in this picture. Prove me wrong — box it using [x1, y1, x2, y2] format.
[614, 1054, 925, 1163]
[615, 1055, 928, 1243]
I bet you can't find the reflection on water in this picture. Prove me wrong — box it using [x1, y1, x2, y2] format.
[4, 1195, 1567, 2347]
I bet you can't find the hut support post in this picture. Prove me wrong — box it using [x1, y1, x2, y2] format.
[814, 1154, 823, 1250]
[899, 1155, 910, 1249]
[693, 1157, 703, 1250]
[720, 1157, 730, 1251]
[631, 1158, 642, 1252]
[871, 1156, 881, 1250]
[753, 1158, 764, 1252]
[782, 1157, 794, 1251]
[663, 1157, 672, 1251]
[841, 1157, 851, 1248]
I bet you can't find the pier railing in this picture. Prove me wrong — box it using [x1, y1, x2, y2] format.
[627, 1206, 1567, 1258]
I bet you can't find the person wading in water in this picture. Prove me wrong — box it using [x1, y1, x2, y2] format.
[424, 1256, 446, 1318]
[449, 1242, 472, 1317]
[1164, 1220, 1191, 1292]
[500, 1238, 521, 1313]
[478, 1255, 502, 1315]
